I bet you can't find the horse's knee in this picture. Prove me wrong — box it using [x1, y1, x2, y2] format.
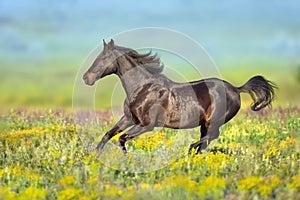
[118, 134, 130, 145]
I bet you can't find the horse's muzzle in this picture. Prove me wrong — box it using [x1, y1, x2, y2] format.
[83, 72, 96, 86]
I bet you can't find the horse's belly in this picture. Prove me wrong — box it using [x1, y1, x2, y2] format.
[163, 103, 204, 129]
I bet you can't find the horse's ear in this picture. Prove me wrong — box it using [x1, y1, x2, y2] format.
[103, 39, 107, 47]
[108, 39, 114, 49]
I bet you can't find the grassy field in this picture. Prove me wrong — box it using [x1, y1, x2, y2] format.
[1, 1, 300, 199]
[0, 60, 300, 199]
[0, 60, 300, 109]
[0, 106, 299, 199]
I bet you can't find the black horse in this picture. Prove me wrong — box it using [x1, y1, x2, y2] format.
[83, 39, 276, 154]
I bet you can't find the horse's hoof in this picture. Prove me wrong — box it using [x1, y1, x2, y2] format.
[117, 141, 127, 154]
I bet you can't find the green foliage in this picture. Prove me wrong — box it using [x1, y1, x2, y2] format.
[0, 61, 300, 109]
[0, 107, 299, 199]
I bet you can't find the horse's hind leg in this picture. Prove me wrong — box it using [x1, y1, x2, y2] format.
[189, 125, 220, 154]
[189, 125, 208, 153]
[198, 127, 220, 153]
[96, 116, 133, 153]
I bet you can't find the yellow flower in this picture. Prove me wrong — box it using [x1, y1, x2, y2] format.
[19, 186, 47, 200]
[87, 174, 98, 185]
[263, 147, 278, 158]
[238, 176, 263, 190]
[161, 175, 197, 192]
[117, 190, 123, 195]
[127, 185, 134, 191]
[58, 187, 83, 200]
[0, 170, 4, 178]
[68, 159, 75, 165]
[42, 160, 48, 166]
[257, 185, 272, 197]
[279, 137, 296, 150]
[153, 183, 161, 189]
[79, 196, 92, 200]
[122, 191, 135, 199]
[54, 151, 61, 158]
[288, 175, 300, 189]
[59, 175, 75, 186]
[12, 166, 22, 176]
[0, 187, 17, 199]
[27, 172, 41, 182]
[104, 184, 110, 190]
[102, 185, 122, 197]
[187, 152, 234, 171]
[197, 176, 227, 197]
[264, 138, 277, 147]
[90, 162, 100, 171]
[133, 132, 167, 152]
[268, 176, 281, 188]
[140, 183, 149, 189]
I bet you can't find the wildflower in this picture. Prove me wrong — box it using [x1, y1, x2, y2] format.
[206, 152, 234, 171]
[0, 170, 4, 178]
[79, 196, 92, 200]
[27, 172, 41, 182]
[12, 166, 22, 176]
[153, 183, 161, 189]
[263, 147, 278, 158]
[279, 137, 296, 150]
[104, 184, 110, 190]
[58, 187, 83, 200]
[127, 185, 134, 191]
[59, 175, 75, 186]
[267, 175, 281, 188]
[257, 185, 272, 197]
[288, 175, 300, 189]
[87, 174, 98, 185]
[264, 138, 277, 147]
[0, 187, 17, 199]
[238, 176, 263, 190]
[68, 159, 75, 165]
[117, 189, 123, 195]
[102, 185, 122, 197]
[19, 186, 47, 200]
[54, 151, 61, 158]
[140, 183, 149, 189]
[198, 176, 227, 197]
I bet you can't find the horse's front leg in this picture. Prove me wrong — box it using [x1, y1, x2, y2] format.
[118, 125, 154, 154]
[96, 116, 133, 153]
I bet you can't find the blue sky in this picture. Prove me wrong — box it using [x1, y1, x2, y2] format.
[0, 0, 300, 65]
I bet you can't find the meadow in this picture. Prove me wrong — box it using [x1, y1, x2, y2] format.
[0, 106, 299, 199]
[1, 1, 300, 199]
[1, 60, 300, 199]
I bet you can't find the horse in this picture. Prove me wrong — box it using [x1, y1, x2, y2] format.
[83, 39, 276, 154]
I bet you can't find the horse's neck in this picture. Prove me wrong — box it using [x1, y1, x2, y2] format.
[117, 65, 155, 97]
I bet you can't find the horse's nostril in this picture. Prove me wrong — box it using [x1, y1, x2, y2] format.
[83, 74, 89, 82]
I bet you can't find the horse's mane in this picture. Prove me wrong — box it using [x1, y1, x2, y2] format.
[114, 46, 164, 74]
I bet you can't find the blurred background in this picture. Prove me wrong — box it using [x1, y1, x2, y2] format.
[0, 0, 299, 110]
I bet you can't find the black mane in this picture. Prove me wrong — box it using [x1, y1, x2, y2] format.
[115, 46, 164, 74]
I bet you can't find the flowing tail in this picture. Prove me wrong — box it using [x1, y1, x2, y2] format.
[237, 76, 277, 111]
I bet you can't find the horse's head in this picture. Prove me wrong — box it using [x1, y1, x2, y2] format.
[83, 39, 118, 86]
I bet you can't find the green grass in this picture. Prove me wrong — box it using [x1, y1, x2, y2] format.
[0, 60, 299, 109]
[0, 59, 299, 198]
[0, 107, 299, 199]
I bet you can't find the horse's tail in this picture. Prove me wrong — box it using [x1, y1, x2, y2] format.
[237, 75, 277, 111]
